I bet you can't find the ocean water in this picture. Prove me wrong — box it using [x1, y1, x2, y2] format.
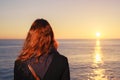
[0, 39, 120, 80]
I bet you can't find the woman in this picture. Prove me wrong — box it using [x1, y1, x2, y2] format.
[14, 19, 70, 80]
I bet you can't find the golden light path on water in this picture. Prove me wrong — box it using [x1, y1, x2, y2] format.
[94, 40, 102, 64]
[90, 39, 108, 80]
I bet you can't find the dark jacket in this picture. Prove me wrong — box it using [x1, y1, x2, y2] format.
[14, 49, 70, 80]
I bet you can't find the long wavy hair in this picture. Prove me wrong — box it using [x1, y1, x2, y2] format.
[18, 19, 57, 61]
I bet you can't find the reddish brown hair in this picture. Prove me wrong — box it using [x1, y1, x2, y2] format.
[18, 19, 57, 61]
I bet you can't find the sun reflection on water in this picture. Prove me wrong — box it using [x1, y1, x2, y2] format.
[89, 39, 108, 80]
[95, 53, 102, 64]
[94, 40, 103, 64]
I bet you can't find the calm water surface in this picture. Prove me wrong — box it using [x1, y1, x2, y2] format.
[0, 39, 120, 80]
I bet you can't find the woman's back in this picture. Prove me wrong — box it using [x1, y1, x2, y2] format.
[14, 48, 70, 80]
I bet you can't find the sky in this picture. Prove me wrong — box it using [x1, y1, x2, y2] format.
[0, 0, 120, 39]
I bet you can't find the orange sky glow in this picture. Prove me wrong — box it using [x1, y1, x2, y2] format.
[0, 0, 120, 39]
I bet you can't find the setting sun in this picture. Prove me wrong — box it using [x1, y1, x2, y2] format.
[96, 32, 101, 37]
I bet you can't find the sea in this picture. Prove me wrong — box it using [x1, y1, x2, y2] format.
[0, 39, 120, 80]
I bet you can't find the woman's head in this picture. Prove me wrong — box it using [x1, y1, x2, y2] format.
[18, 19, 57, 61]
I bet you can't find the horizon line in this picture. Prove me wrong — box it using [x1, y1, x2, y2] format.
[0, 38, 120, 40]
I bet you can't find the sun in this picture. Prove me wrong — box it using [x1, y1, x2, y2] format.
[96, 32, 101, 37]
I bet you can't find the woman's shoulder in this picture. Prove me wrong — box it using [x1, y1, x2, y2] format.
[15, 59, 22, 65]
[15, 59, 26, 68]
[14, 59, 32, 74]
[53, 50, 68, 62]
[58, 52, 68, 60]
[51, 50, 69, 70]
[15, 58, 31, 67]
